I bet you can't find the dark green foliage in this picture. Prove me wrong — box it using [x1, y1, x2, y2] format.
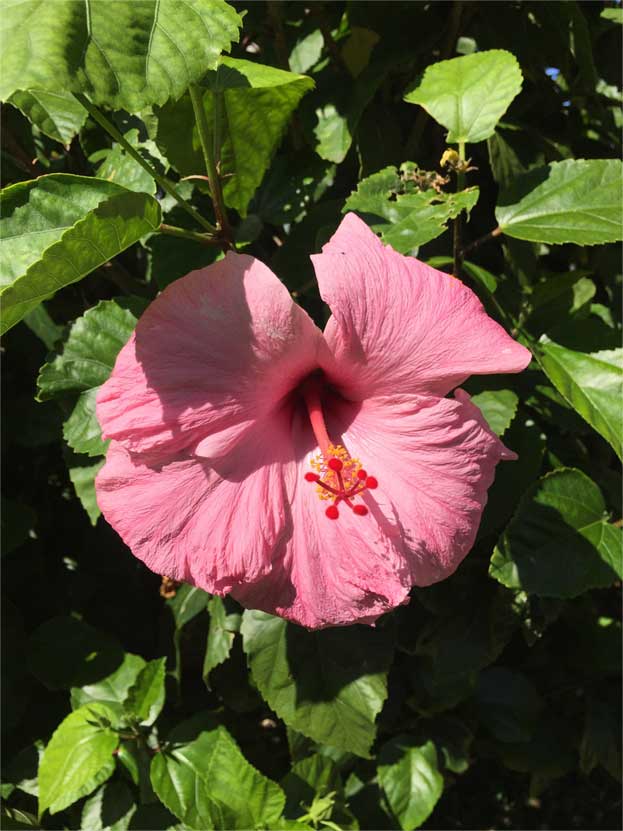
[1, 2, 621, 829]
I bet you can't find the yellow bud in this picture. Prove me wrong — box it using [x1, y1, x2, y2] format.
[440, 149, 459, 168]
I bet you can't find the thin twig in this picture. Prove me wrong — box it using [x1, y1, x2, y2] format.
[159, 223, 222, 246]
[73, 92, 217, 234]
[461, 226, 503, 257]
[188, 84, 233, 248]
[453, 141, 466, 278]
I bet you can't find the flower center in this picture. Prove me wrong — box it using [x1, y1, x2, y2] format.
[301, 379, 377, 520]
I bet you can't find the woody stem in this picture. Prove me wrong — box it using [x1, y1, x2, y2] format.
[453, 140, 466, 278]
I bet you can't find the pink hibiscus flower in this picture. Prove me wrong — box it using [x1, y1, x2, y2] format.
[96, 213, 531, 629]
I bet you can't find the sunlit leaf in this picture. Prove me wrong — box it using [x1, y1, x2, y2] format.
[156, 57, 313, 216]
[537, 340, 622, 458]
[1, 175, 160, 333]
[0, 0, 242, 112]
[378, 738, 443, 830]
[496, 159, 623, 245]
[39, 704, 119, 816]
[344, 165, 479, 252]
[404, 50, 523, 143]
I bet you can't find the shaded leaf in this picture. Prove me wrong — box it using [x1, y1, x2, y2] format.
[90, 129, 158, 195]
[125, 658, 166, 726]
[37, 300, 138, 456]
[68, 457, 106, 525]
[404, 50, 522, 143]
[8, 89, 87, 145]
[490, 468, 622, 597]
[81, 780, 137, 831]
[29, 616, 124, 691]
[241, 611, 394, 758]
[203, 596, 241, 689]
[314, 57, 394, 163]
[22, 304, 64, 350]
[476, 668, 543, 743]
[579, 697, 622, 781]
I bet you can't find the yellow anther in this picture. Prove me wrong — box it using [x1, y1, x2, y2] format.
[309, 444, 362, 501]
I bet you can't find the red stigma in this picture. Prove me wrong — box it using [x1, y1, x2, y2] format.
[304, 449, 378, 520]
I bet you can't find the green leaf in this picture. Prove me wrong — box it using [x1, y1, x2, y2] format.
[156, 57, 313, 215]
[344, 165, 479, 253]
[22, 304, 64, 350]
[490, 468, 622, 597]
[68, 457, 105, 525]
[377, 738, 443, 830]
[167, 584, 210, 629]
[241, 611, 394, 758]
[125, 658, 166, 726]
[470, 390, 519, 436]
[1, 497, 36, 555]
[579, 697, 622, 780]
[203, 596, 241, 689]
[282, 754, 356, 829]
[0, 0, 242, 111]
[81, 781, 137, 831]
[4, 741, 43, 798]
[527, 272, 596, 335]
[496, 159, 623, 245]
[29, 616, 124, 691]
[90, 129, 158, 195]
[404, 50, 523, 144]
[289, 30, 324, 74]
[70, 652, 146, 724]
[1, 175, 123, 285]
[601, 8, 623, 23]
[1, 175, 160, 333]
[476, 668, 543, 743]
[38, 703, 119, 816]
[0, 806, 40, 829]
[537, 340, 622, 458]
[314, 57, 394, 164]
[37, 299, 139, 456]
[151, 727, 285, 830]
[8, 89, 87, 145]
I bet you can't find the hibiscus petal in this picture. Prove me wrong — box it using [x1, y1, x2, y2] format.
[311, 212, 531, 400]
[231, 409, 412, 629]
[332, 390, 513, 586]
[95, 413, 292, 594]
[97, 252, 324, 456]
